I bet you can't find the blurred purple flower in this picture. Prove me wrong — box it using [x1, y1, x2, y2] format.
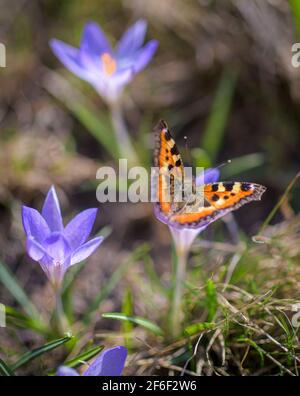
[57, 346, 127, 376]
[22, 186, 103, 288]
[50, 19, 158, 103]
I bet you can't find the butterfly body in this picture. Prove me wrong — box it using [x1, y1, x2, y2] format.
[154, 120, 266, 229]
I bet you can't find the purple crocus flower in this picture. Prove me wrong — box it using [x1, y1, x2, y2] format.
[57, 346, 127, 376]
[50, 19, 158, 103]
[22, 186, 103, 288]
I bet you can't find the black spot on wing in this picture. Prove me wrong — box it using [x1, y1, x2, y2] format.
[241, 183, 251, 191]
[171, 145, 179, 155]
[212, 194, 219, 202]
[212, 184, 219, 192]
[165, 131, 172, 141]
[223, 182, 234, 191]
[175, 159, 182, 167]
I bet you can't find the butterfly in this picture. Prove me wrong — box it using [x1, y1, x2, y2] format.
[153, 120, 266, 229]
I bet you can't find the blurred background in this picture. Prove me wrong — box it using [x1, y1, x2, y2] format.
[0, 0, 300, 374]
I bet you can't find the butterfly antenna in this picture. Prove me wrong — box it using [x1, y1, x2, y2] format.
[215, 159, 231, 171]
[184, 136, 193, 167]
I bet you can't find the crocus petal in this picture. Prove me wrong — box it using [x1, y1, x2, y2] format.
[43, 232, 71, 263]
[117, 19, 147, 56]
[40, 233, 72, 285]
[196, 168, 220, 186]
[40, 252, 71, 286]
[81, 21, 112, 56]
[204, 168, 220, 184]
[26, 237, 47, 261]
[22, 206, 50, 243]
[109, 67, 134, 90]
[50, 39, 95, 83]
[169, 225, 208, 253]
[41, 186, 63, 232]
[111, 67, 134, 86]
[56, 366, 79, 376]
[79, 49, 101, 75]
[71, 236, 103, 266]
[133, 40, 158, 73]
[153, 203, 171, 227]
[64, 208, 98, 250]
[25, 237, 66, 284]
[93, 67, 134, 102]
[83, 346, 127, 376]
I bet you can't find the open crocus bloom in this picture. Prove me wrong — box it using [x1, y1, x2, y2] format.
[165, 168, 220, 254]
[57, 346, 127, 376]
[22, 186, 103, 288]
[50, 19, 158, 103]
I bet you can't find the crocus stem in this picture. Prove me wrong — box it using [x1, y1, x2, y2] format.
[170, 247, 188, 338]
[109, 100, 138, 165]
[54, 288, 68, 334]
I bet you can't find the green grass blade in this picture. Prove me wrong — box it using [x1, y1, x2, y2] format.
[191, 148, 212, 169]
[202, 69, 238, 162]
[122, 289, 134, 351]
[11, 335, 73, 371]
[102, 312, 164, 336]
[0, 358, 15, 376]
[71, 102, 119, 159]
[221, 153, 265, 178]
[0, 260, 41, 323]
[144, 255, 167, 295]
[63, 345, 104, 369]
[83, 243, 150, 324]
[256, 171, 300, 237]
[43, 71, 119, 160]
[206, 279, 218, 322]
[184, 322, 215, 337]
[239, 337, 265, 367]
[289, 0, 300, 38]
[61, 261, 86, 323]
[5, 306, 47, 334]
[48, 345, 104, 375]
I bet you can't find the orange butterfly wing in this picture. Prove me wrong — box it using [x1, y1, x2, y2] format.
[154, 120, 184, 215]
[170, 182, 266, 228]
